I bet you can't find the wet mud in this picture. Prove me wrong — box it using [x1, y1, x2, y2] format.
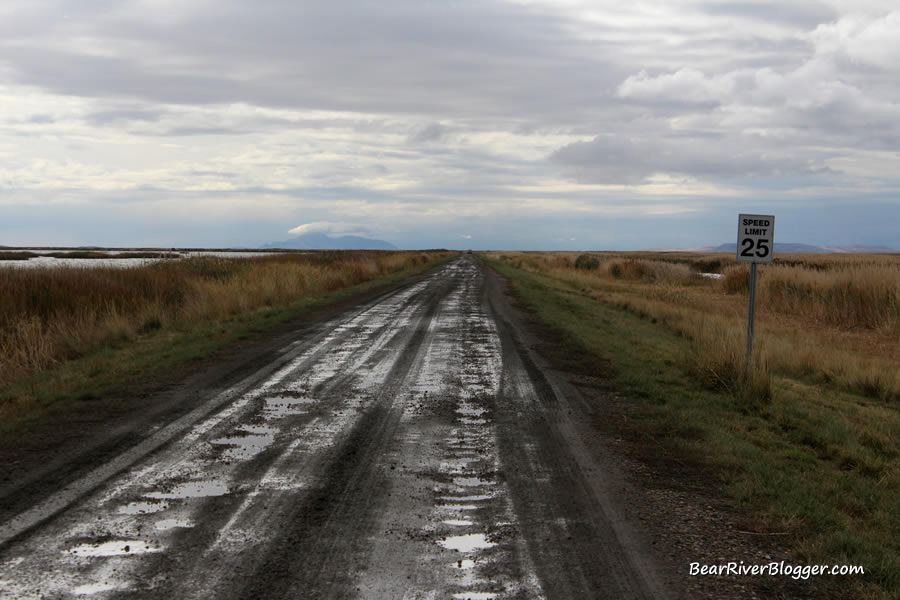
[0, 255, 670, 599]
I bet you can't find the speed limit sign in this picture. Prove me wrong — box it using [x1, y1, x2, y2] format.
[736, 212, 775, 373]
[736, 214, 775, 263]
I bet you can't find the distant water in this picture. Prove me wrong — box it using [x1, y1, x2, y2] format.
[0, 250, 299, 269]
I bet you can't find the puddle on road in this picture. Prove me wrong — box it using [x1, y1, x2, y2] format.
[439, 503, 480, 511]
[448, 442, 483, 452]
[118, 500, 168, 515]
[264, 395, 315, 419]
[72, 582, 121, 595]
[459, 418, 487, 426]
[211, 425, 276, 461]
[456, 405, 486, 417]
[155, 518, 193, 531]
[452, 593, 496, 600]
[453, 477, 496, 488]
[439, 494, 493, 502]
[453, 559, 476, 570]
[443, 519, 474, 526]
[438, 533, 496, 553]
[68, 540, 161, 557]
[144, 480, 229, 500]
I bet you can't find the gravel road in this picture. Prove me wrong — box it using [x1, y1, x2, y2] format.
[0, 255, 671, 599]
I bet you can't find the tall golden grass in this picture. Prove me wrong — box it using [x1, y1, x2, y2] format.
[0, 251, 448, 387]
[490, 251, 900, 403]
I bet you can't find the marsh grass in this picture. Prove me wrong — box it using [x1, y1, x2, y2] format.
[490, 251, 900, 402]
[0, 251, 447, 389]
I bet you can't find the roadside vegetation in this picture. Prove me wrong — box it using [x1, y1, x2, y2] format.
[493, 251, 899, 403]
[484, 252, 899, 600]
[0, 251, 452, 434]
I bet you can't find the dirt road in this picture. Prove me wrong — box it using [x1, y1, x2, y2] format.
[0, 255, 671, 599]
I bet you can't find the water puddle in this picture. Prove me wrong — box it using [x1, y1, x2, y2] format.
[438, 533, 496, 553]
[264, 395, 315, 419]
[211, 425, 276, 461]
[443, 519, 474, 526]
[448, 443, 478, 450]
[452, 593, 496, 600]
[453, 559, 476, 570]
[155, 519, 193, 531]
[448, 437, 480, 445]
[72, 582, 121, 595]
[451, 451, 479, 459]
[118, 500, 168, 515]
[144, 480, 229, 500]
[456, 406, 486, 417]
[68, 540, 160, 557]
[459, 418, 487, 426]
[439, 503, 479, 511]
[439, 494, 493, 502]
[453, 477, 496, 488]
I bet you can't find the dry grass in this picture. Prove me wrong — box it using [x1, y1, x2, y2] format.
[488, 251, 900, 403]
[759, 263, 900, 331]
[0, 251, 448, 388]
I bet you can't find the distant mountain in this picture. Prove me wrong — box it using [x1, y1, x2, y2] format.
[262, 232, 397, 250]
[696, 243, 898, 254]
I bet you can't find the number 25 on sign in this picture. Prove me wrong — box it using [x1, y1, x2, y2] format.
[737, 214, 775, 264]
[736, 213, 775, 374]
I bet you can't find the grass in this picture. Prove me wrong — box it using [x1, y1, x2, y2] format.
[0, 251, 454, 441]
[490, 251, 900, 403]
[0, 251, 39, 260]
[485, 254, 899, 600]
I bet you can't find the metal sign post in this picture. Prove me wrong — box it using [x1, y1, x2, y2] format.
[736, 214, 775, 373]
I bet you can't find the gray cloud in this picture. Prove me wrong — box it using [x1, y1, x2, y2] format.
[700, 1, 838, 28]
[409, 123, 448, 144]
[0, 0, 898, 249]
[0, 1, 626, 123]
[85, 108, 166, 126]
[550, 135, 831, 183]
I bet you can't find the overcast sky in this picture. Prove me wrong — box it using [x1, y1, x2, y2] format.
[2, 0, 898, 249]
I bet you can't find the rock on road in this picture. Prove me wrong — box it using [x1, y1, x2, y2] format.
[0, 255, 671, 599]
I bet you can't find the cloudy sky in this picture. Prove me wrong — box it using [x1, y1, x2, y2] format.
[1, 0, 898, 250]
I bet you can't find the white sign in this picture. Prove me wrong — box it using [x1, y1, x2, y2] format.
[736, 213, 775, 264]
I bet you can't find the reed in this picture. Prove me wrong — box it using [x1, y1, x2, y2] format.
[0, 251, 448, 387]
[488, 251, 900, 402]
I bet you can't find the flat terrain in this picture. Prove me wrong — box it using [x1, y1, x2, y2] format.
[0, 255, 672, 599]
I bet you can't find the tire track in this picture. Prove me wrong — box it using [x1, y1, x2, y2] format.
[0, 256, 673, 600]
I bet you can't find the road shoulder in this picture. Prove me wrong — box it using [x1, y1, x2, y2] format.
[481, 259, 814, 600]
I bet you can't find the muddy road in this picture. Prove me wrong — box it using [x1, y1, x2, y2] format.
[0, 255, 671, 599]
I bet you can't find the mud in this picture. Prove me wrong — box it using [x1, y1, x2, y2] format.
[0, 255, 673, 599]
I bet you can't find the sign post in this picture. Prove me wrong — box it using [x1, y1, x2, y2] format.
[736, 214, 775, 373]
